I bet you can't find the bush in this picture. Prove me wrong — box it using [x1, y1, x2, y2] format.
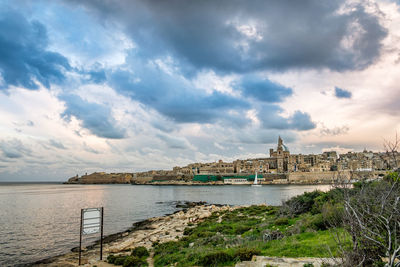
[107, 255, 116, 264]
[385, 171, 399, 182]
[234, 225, 252, 234]
[234, 247, 260, 261]
[310, 214, 327, 231]
[195, 230, 214, 238]
[281, 190, 325, 216]
[183, 227, 194, 235]
[274, 217, 289, 225]
[123, 256, 147, 267]
[114, 256, 127, 265]
[154, 241, 181, 256]
[131, 246, 149, 258]
[200, 251, 233, 266]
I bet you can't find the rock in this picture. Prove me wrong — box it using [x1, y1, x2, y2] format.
[149, 236, 158, 242]
[199, 211, 211, 219]
[189, 242, 194, 247]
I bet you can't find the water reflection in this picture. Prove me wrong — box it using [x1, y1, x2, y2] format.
[0, 183, 330, 266]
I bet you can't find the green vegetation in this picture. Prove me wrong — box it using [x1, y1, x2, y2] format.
[152, 197, 349, 267]
[107, 246, 149, 267]
[110, 172, 400, 266]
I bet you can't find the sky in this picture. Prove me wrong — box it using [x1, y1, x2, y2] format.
[0, 0, 399, 181]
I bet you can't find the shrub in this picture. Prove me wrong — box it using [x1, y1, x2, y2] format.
[303, 264, 314, 267]
[114, 256, 127, 265]
[200, 251, 233, 266]
[274, 217, 289, 225]
[235, 225, 252, 234]
[310, 214, 327, 231]
[131, 246, 149, 258]
[154, 241, 180, 256]
[234, 247, 260, 261]
[123, 256, 147, 267]
[107, 255, 116, 264]
[385, 171, 399, 182]
[281, 190, 325, 216]
[195, 231, 214, 238]
[183, 227, 194, 235]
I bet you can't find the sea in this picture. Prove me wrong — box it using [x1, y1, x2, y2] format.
[0, 183, 331, 266]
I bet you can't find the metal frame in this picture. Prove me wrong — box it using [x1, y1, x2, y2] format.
[79, 207, 104, 265]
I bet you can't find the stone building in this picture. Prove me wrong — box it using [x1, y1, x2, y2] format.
[137, 136, 396, 181]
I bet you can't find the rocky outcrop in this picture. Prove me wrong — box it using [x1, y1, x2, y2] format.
[65, 172, 132, 184]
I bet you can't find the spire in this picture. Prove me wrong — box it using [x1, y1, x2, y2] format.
[277, 136, 283, 150]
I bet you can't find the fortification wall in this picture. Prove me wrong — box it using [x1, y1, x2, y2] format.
[152, 174, 193, 182]
[262, 173, 287, 181]
[287, 171, 351, 183]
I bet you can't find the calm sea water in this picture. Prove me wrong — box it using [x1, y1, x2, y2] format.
[0, 183, 331, 266]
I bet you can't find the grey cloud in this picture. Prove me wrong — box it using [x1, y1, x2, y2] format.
[320, 124, 350, 136]
[83, 142, 101, 154]
[49, 139, 66, 149]
[0, 8, 70, 90]
[258, 105, 316, 131]
[60, 94, 126, 139]
[157, 133, 193, 149]
[288, 111, 316, 131]
[236, 75, 293, 103]
[70, 0, 387, 73]
[334, 87, 352, 99]
[0, 139, 31, 159]
[110, 67, 249, 124]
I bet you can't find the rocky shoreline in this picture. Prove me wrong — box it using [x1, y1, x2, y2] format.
[29, 202, 236, 267]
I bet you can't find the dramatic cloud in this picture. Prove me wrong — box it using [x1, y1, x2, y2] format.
[237, 75, 293, 103]
[258, 105, 316, 131]
[109, 66, 249, 124]
[71, 0, 387, 73]
[288, 111, 316, 131]
[335, 87, 352, 99]
[60, 94, 126, 139]
[0, 8, 70, 90]
[0, 0, 398, 181]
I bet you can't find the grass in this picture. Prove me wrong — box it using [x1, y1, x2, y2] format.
[152, 204, 347, 266]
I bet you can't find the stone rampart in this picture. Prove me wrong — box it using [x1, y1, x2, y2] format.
[287, 171, 350, 183]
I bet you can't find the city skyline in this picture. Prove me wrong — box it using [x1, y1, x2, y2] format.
[0, 0, 400, 181]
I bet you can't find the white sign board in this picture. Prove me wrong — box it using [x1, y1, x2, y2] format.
[82, 208, 101, 235]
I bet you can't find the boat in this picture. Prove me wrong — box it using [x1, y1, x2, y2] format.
[252, 172, 262, 187]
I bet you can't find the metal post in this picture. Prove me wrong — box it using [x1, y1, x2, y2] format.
[79, 209, 83, 265]
[100, 207, 104, 260]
